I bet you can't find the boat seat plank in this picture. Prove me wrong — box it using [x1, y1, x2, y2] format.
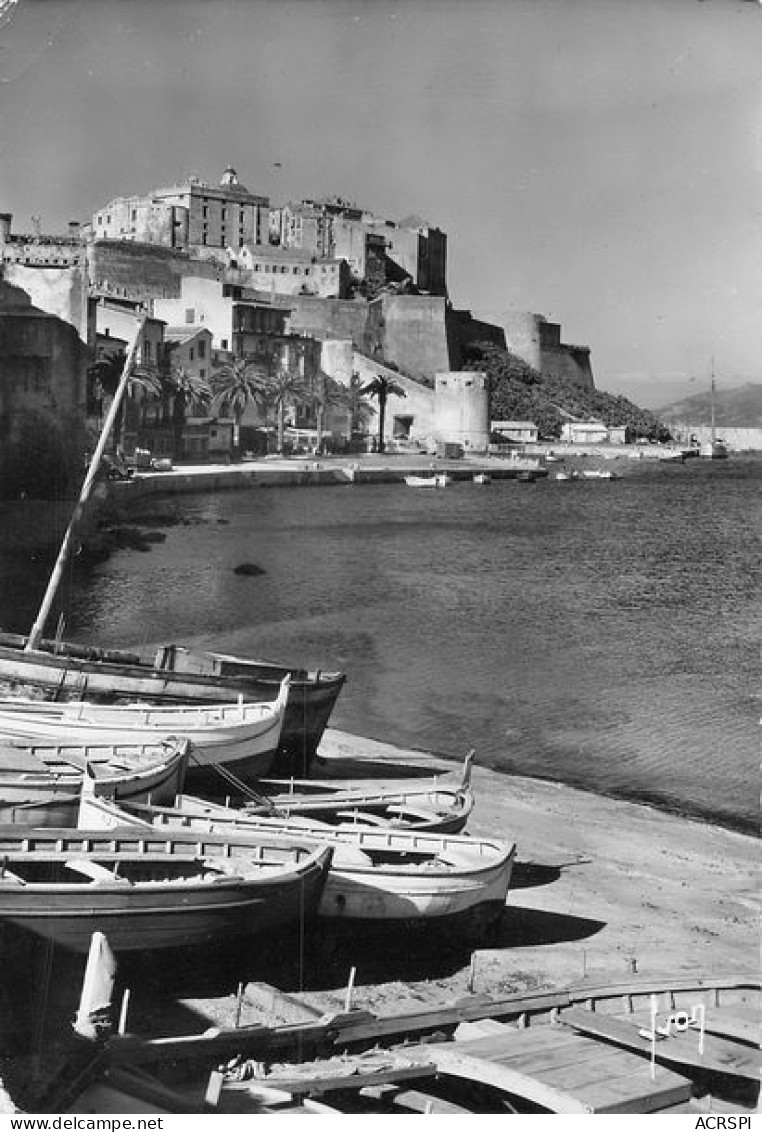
[389, 1088, 473, 1114]
[64, 860, 131, 884]
[622, 1009, 760, 1048]
[226, 1062, 434, 1098]
[561, 1006, 761, 1080]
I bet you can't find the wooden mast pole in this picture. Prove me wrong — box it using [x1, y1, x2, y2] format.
[25, 317, 146, 653]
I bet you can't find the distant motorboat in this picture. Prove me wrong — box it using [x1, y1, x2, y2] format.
[700, 439, 728, 460]
[472, 473, 491, 485]
[554, 469, 579, 482]
[581, 469, 619, 480]
[404, 474, 450, 488]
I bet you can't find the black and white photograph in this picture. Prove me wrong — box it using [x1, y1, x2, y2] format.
[0, 0, 759, 1119]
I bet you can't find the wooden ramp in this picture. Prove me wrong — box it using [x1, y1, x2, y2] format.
[408, 1024, 694, 1113]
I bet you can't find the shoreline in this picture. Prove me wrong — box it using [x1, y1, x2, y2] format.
[126, 730, 758, 1034]
[278, 730, 759, 1005]
[318, 727, 759, 840]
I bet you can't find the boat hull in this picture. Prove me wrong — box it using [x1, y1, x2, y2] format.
[0, 697, 285, 791]
[0, 741, 188, 827]
[0, 832, 331, 953]
[0, 634, 345, 769]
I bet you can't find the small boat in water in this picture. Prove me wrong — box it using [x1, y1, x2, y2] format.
[472, 473, 492, 485]
[0, 735, 189, 826]
[0, 680, 290, 792]
[0, 825, 332, 954]
[79, 793, 515, 941]
[581, 468, 619, 480]
[404, 474, 450, 488]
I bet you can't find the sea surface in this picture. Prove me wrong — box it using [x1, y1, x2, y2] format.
[1, 457, 759, 835]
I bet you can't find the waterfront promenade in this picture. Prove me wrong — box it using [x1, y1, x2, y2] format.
[106, 444, 690, 504]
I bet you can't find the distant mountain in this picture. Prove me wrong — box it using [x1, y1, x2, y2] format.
[657, 383, 762, 427]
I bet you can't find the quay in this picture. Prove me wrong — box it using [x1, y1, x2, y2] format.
[104, 443, 693, 503]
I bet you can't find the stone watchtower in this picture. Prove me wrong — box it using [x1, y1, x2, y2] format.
[434, 371, 489, 451]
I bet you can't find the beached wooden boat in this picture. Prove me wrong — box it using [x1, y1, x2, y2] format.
[93, 973, 759, 1116]
[248, 779, 474, 833]
[0, 736, 189, 826]
[0, 680, 289, 792]
[0, 632, 345, 772]
[0, 826, 332, 954]
[78, 792, 514, 938]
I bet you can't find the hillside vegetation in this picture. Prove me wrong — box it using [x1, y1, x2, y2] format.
[463, 342, 670, 440]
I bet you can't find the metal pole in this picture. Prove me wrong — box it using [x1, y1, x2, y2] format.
[25, 318, 146, 652]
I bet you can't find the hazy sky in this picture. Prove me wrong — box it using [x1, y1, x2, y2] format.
[0, 0, 759, 407]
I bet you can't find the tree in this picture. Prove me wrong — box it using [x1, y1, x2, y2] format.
[165, 365, 212, 460]
[211, 357, 269, 455]
[360, 373, 406, 453]
[87, 351, 162, 451]
[309, 373, 351, 453]
[263, 362, 311, 454]
[343, 371, 376, 449]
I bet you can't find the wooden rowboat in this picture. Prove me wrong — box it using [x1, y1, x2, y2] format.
[0, 631, 345, 773]
[92, 973, 760, 1116]
[0, 680, 289, 791]
[251, 752, 475, 833]
[0, 736, 189, 826]
[0, 826, 332, 953]
[78, 793, 515, 939]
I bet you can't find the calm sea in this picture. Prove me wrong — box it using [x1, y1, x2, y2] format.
[1, 458, 759, 834]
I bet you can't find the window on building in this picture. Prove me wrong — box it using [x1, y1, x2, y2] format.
[200, 368, 206, 379]
[143, 341, 152, 362]
[198, 339, 206, 358]
[189, 347, 194, 361]
[221, 339, 228, 350]
[185, 309, 195, 324]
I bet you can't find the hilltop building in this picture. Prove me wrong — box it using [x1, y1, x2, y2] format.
[90, 167, 269, 251]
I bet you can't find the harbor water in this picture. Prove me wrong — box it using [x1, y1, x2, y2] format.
[1, 457, 759, 835]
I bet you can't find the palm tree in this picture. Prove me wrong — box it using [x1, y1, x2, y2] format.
[345, 371, 376, 449]
[310, 373, 351, 454]
[264, 362, 312, 454]
[211, 357, 269, 456]
[88, 351, 162, 452]
[360, 373, 406, 453]
[165, 365, 213, 460]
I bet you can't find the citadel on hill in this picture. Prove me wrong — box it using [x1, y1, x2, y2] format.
[1, 164, 607, 491]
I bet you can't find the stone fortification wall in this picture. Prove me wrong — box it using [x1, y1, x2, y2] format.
[374, 294, 450, 381]
[88, 241, 224, 302]
[446, 308, 506, 368]
[499, 311, 595, 389]
[434, 371, 489, 451]
[275, 295, 372, 351]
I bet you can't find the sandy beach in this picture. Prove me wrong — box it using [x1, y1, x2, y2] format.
[160, 728, 759, 1030]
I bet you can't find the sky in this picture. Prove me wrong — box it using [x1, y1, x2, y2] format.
[0, 0, 759, 408]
